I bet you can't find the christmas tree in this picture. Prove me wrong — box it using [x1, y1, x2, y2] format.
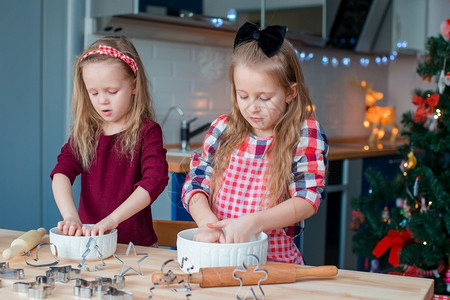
[350, 19, 450, 295]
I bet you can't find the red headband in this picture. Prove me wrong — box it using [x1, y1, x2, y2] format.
[81, 44, 138, 75]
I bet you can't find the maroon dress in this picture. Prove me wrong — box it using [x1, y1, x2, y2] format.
[51, 120, 169, 246]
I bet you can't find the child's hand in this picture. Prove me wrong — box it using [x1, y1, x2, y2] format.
[193, 225, 225, 243]
[207, 215, 260, 243]
[82, 216, 118, 236]
[58, 217, 83, 236]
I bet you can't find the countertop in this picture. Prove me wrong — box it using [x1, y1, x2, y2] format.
[165, 137, 404, 173]
[0, 229, 433, 299]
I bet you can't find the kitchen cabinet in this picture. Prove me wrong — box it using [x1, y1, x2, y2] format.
[371, 0, 448, 53]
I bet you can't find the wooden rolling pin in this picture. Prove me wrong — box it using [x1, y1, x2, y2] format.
[2, 228, 46, 260]
[152, 264, 338, 288]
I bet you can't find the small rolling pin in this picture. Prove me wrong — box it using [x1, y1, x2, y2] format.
[152, 264, 338, 288]
[2, 228, 46, 260]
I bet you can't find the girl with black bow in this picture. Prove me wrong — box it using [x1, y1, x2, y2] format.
[182, 22, 329, 264]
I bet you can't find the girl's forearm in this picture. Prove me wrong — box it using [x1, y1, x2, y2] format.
[188, 192, 219, 227]
[108, 186, 151, 225]
[252, 197, 315, 233]
[52, 173, 79, 221]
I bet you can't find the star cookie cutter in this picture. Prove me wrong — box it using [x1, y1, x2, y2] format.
[13, 275, 55, 299]
[113, 242, 148, 276]
[46, 265, 81, 283]
[77, 237, 106, 272]
[25, 242, 59, 267]
[102, 286, 133, 299]
[0, 261, 24, 279]
[232, 254, 268, 300]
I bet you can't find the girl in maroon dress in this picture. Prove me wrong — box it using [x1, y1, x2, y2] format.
[51, 36, 168, 246]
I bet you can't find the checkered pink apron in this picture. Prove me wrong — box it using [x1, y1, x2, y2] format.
[215, 154, 303, 264]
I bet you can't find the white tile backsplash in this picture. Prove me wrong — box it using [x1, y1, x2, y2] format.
[130, 35, 423, 145]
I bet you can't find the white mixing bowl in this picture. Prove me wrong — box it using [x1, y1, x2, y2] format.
[176, 228, 268, 272]
[49, 226, 117, 260]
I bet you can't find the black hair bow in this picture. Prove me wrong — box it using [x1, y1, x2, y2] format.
[233, 22, 287, 57]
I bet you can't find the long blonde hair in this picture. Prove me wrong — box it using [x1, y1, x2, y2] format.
[210, 39, 314, 208]
[70, 36, 155, 169]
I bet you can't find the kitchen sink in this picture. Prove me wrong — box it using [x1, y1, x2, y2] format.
[166, 148, 201, 157]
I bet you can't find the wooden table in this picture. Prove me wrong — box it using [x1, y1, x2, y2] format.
[0, 229, 433, 299]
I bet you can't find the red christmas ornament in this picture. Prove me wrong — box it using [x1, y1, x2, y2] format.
[412, 93, 439, 123]
[372, 228, 414, 267]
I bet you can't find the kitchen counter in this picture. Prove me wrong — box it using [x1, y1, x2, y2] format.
[166, 138, 404, 173]
[0, 229, 433, 299]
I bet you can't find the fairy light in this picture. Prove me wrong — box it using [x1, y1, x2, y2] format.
[428, 201, 433, 206]
[294, 47, 399, 67]
[360, 58, 370, 67]
[342, 57, 351, 66]
[396, 40, 408, 49]
[423, 241, 427, 246]
[210, 18, 223, 28]
[331, 57, 339, 67]
[434, 109, 442, 119]
[363, 145, 370, 150]
[226, 9, 237, 22]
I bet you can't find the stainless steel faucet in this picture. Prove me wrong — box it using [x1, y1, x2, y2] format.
[161, 106, 184, 127]
[161, 106, 210, 152]
[180, 118, 211, 152]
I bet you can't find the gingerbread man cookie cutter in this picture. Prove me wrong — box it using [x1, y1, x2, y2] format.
[232, 254, 268, 300]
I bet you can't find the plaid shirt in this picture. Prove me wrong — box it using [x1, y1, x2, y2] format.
[182, 114, 328, 264]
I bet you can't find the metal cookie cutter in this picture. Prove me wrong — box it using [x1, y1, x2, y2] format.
[0, 261, 24, 279]
[74, 278, 94, 298]
[25, 242, 59, 267]
[102, 286, 133, 299]
[74, 275, 126, 298]
[46, 265, 81, 283]
[78, 237, 106, 272]
[232, 254, 268, 300]
[150, 258, 192, 299]
[92, 275, 126, 293]
[113, 242, 148, 276]
[13, 275, 55, 299]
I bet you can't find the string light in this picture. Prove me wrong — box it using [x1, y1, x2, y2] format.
[295, 47, 399, 67]
[226, 9, 237, 22]
[396, 40, 408, 49]
[210, 18, 223, 28]
[434, 109, 442, 119]
[331, 57, 339, 67]
[342, 57, 351, 66]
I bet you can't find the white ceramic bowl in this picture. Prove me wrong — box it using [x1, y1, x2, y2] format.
[176, 228, 268, 272]
[49, 226, 117, 260]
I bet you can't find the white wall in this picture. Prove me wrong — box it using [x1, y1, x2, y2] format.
[105, 36, 421, 144]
